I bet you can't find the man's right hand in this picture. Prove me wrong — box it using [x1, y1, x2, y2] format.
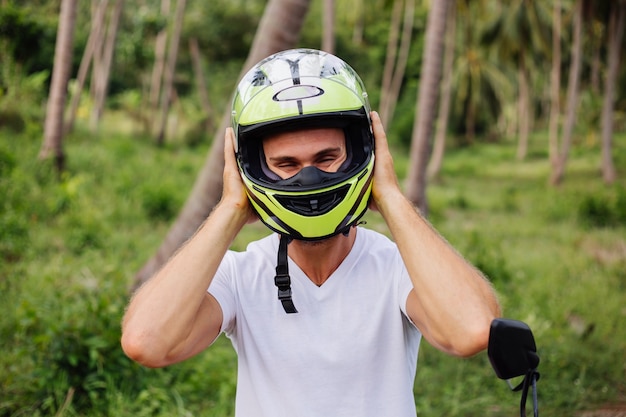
[223, 127, 257, 224]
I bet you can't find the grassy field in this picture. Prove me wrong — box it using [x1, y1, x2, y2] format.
[1, 121, 625, 416]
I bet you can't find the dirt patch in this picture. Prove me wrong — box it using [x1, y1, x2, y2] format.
[577, 404, 626, 417]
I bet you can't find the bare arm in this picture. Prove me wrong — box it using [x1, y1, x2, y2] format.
[369, 111, 501, 357]
[121, 128, 254, 367]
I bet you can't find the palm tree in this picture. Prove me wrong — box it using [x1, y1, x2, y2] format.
[600, 0, 625, 184]
[134, 0, 312, 287]
[379, 0, 404, 127]
[189, 37, 213, 133]
[65, 0, 109, 135]
[40, 0, 78, 174]
[149, 0, 171, 124]
[155, 0, 186, 145]
[90, 0, 124, 130]
[451, 1, 513, 145]
[484, 0, 551, 160]
[427, 0, 456, 181]
[404, 0, 450, 212]
[321, 0, 335, 53]
[548, 0, 562, 169]
[379, 0, 415, 128]
[347, 0, 365, 45]
[550, 0, 583, 186]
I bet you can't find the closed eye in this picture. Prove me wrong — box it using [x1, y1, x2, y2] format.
[314, 148, 344, 165]
[317, 156, 337, 164]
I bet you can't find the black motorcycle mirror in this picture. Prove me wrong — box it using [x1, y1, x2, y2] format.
[488, 318, 541, 417]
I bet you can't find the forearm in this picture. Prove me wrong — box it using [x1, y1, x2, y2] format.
[367, 111, 498, 355]
[121, 199, 248, 365]
[377, 190, 501, 356]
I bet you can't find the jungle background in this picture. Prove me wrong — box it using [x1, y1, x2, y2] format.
[1, 0, 625, 416]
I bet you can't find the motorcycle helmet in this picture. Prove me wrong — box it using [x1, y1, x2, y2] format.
[231, 48, 375, 241]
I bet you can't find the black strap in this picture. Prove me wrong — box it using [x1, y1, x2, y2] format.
[274, 235, 298, 314]
[516, 369, 540, 417]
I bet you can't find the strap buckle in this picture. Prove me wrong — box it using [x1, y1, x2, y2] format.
[274, 273, 293, 300]
[274, 235, 298, 314]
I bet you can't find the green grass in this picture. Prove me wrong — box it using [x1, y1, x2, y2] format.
[1, 123, 625, 416]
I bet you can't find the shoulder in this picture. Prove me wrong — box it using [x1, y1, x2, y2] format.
[351, 227, 409, 287]
[346, 227, 404, 277]
[225, 233, 277, 262]
[210, 234, 278, 329]
[354, 227, 397, 254]
[213, 233, 277, 289]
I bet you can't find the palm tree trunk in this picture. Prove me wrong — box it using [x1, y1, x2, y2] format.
[404, 0, 449, 213]
[428, 0, 456, 181]
[465, 94, 476, 144]
[516, 54, 530, 161]
[189, 37, 213, 133]
[134, 0, 312, 288]
[385, 0, 415, 127]
[321, 0, 335, 53]
[65, 0, 109, 135]
[149, 0, 170, 117]
[156, 0, 186, 145]
[548, 0, 561, 169]
[379, 0, 403, 127]
[90, 0, 124, 131]
[590, 21, 602, 94]
[600, 0, 625, 184]
[351, 0, 364, 45]
[40, 0, 78, 174]
[550, 0, 583, 186]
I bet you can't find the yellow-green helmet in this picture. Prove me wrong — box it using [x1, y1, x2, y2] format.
[232, 48, 375, 240]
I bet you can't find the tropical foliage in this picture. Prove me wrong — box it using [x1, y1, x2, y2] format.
[1, 0, 625, 415]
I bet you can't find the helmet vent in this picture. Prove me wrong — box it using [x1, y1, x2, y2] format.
[275, 185, 350, 216]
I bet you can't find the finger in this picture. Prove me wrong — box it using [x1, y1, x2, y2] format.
[224, 128, 257, 222]
[370, 111, 381, 137]
[224, 127, 233, 154]
[370, 111, 389, 153]
[224, 127, 237, 167]
[369, 110, 400, 197]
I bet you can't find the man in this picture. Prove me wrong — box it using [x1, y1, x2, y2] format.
[122, 49, 501, 416]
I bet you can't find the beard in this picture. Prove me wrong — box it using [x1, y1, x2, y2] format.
[298, 239, 331, 247]
[293, 229, 350, 247]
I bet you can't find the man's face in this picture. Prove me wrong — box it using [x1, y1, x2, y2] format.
[262, 128, 347, 179]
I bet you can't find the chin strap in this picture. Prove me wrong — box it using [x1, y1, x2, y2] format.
[275, 235, 298, 314]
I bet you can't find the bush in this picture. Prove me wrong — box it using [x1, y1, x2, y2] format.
[578, 186, 626, 228]
[4, 273, 168, 416]
[463, 231, 513, 287]
[0, 109, 26, 133]
[141, 184, 179, 221]
[0, 146, 16, 175]
[0, 55, 49, 134]
[0, 210, 29, 262]
[0, 146, 29, 262]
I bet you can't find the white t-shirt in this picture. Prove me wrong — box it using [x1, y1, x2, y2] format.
[208, 227, 422, 417]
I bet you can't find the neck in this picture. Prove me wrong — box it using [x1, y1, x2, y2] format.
[288, 228, 357, 286]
